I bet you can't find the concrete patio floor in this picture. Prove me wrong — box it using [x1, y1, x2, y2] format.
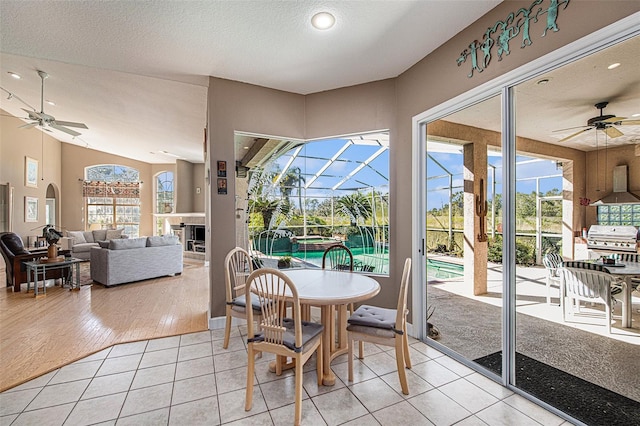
[426, 255, 640, 402]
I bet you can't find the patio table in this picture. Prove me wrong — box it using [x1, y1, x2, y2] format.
[584, 260, 640, 328]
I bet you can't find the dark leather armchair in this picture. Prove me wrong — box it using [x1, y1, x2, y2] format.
[0, 232, 67, 292]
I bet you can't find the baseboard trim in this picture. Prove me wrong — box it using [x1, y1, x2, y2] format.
[208, 316, 246, 330]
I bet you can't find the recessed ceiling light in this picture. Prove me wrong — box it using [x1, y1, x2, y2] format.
[607, 62, 621, 70]
[536, 78, 550, 85]
[311, 12, 335, 30]
[632, 113, 640, 117]
[46, 100, 56, 106]
[8, 72, 21, 79]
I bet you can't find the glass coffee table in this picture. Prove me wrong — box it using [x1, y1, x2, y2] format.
[24, 257, 84, 297]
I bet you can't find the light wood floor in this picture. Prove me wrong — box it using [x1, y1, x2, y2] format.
[0, 260, 209, 392]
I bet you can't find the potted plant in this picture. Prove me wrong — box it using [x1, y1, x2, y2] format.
[277, 256, 292, 269]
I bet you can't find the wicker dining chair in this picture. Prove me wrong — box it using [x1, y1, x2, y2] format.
[244, 268, 323, 426]
[223, 247, 259, 350]
[321, 243, 355, 342]
[347, 258, 412, 395]
[322, 243, 354, 271]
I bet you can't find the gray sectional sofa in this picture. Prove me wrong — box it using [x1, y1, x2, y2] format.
[90, 235, 183, 286]
[66, 229, 128, 260]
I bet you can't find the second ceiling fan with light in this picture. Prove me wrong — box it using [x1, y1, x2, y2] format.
[19, 70, 88, 137]
[555, 101, 640, 143]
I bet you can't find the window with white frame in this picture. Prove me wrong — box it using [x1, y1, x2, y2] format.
[84, 165, 141, 237]
[155, 171, 174, 235]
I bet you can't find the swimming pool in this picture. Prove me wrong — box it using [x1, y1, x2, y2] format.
[284, 252, 463, 279]
[294, 247, 389, 273]
[427, 258, 464, 279]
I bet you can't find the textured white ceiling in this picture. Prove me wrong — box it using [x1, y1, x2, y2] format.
[0, 1, 501, 163]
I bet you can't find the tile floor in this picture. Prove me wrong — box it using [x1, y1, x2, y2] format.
[0, 326, 571, 426]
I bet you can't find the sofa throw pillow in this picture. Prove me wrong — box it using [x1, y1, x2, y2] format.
[109, 237, 147, 250]
[83, 231, 95, 243]
[93, 229, 108, 242]
[146, 235, 180, 247]
[97, 240, 110, 248]
[106, 229, 124, 240]
[68, 231, 86, 244]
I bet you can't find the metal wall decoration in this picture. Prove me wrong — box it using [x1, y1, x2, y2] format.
[457, 0, 570, 78]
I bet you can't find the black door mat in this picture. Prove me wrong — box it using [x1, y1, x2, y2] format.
[474, 351, 640, 426]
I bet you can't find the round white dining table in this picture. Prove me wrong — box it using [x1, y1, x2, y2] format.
[279, 268, 380, 385]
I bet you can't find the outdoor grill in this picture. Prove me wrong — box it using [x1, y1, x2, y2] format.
[586, 225, 639, 253]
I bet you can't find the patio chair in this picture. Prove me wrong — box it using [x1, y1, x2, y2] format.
[244, 268, 323, 426]
[559, 265, 625, 334]
[347, 258, 412, 394]
[223, 247, 260, 350]
[322, 243, 354, 271]
[542, 252, 563, 305]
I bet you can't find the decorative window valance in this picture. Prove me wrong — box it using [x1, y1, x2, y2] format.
[83, 181, 140, 198]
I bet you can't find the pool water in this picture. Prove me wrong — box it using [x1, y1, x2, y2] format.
[427, 258, 464, 279]
[282, 250, 463, 279]
[294, 247, 389, 273]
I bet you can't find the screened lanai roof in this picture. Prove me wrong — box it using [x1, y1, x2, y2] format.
[237, 132, 389, 198]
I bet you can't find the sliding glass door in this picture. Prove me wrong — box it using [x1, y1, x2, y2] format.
[424, 94, 504, 369]
[415, 23, 639, 423]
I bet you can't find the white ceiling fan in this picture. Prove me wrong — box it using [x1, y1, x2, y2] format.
[19, 70, 88, 137]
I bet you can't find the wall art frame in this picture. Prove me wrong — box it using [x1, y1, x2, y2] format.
[25, 156, 38, 188]
[25, 196, 38, 222]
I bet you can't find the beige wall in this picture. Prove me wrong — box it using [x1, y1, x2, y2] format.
[175, 159, 194, 213]
[193, 163, 205, 212]
[0, 112, 63, 239]
[208, 77, 306, 317]
[305, 79, 396, 140]
[585, 144, 640, 225]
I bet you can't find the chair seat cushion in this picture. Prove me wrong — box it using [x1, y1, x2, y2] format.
[230, 293, 262, 312]
[249, 319, 323, 353]
[347, 323, 397, 338]
[348, 305, 399, 332]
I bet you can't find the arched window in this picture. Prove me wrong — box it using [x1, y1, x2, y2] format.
[155, 171, 175, 235]
[83, 165, 141, 237]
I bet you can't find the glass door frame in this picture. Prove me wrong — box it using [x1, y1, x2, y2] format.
[411, 12, 639, 416]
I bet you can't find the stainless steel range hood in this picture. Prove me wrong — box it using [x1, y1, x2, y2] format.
[590, 165, 640, 206]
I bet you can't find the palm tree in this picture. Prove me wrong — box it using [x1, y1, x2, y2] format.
[249, 196, 280, 229]
[278, 167, 306, 212]
[336, 193, 372, 226]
